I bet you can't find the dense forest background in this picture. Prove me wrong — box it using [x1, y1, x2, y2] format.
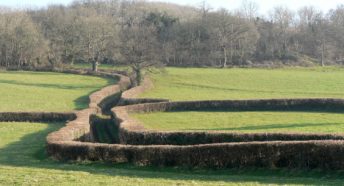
[1, 0, 344, 71]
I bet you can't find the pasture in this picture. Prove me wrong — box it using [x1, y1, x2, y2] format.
[140, 67, 344, 100]
[1, 69, 344, 185]
[136, 67, 344, 134]
[134, 110, 344, 133]
[0, 71, 114, 112]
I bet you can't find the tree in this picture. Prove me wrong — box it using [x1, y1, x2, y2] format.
[30, 5, 80, 67]
[145, 12, 178, 64]
[79, 14, 115, 71]
[0, 11, 47, 68]
[239, 0, 259, 21]
[269, 6, 295, 60]
[119, 3, 162, 85]
[208, 9, 258, 67]
[328, 5, 344, 63]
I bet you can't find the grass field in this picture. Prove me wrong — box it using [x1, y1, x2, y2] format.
[2, 69, 344, 185]
[1, 122, 344, 185]
[0, 71, 114, 112]
[140, 67, 344, 100]
[136, 67, 344, 133]
[134, 111, 344, 133]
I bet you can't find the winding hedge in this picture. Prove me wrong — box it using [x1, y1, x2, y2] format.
[9, 68, 343, 170]
[46, 70, 131, 145]
[118, 77, 168, 106]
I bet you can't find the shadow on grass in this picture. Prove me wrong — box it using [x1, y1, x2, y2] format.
[73, 95, 90, 110]
[0, 79, 112, 90]
[184, 122, 344, 131]
[174, 82, 344, 97]
[1, 122, 344, 185]
[167, 108, 344, 114]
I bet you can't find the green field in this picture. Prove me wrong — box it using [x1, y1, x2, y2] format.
[0, 71, 114, 112]
[136, 67, 344, 133]
[134, 111, 344, 133]
[2, 69, 344, 185]
[1, 122, 344, 185]
[140, 67, 344, 100]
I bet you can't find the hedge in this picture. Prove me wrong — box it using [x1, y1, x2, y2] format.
[0, 112, 75, 122]
[46, 140, 344, 170]
[117, 99, 344, 113]
[118, 129, 344, 145]
[118, 76, 168, 106]
[46, 71, 131, 144]
[38, 69, 344, 170]
[90, 114, 119, 143]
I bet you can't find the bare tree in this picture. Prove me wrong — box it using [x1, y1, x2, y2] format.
[0, 11, 47, 68]
[239, 0, 259, 21]
[119, 3, 162, 85]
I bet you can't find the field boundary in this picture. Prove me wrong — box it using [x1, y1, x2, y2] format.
[45, 139, 344, 169]
[0, 112, 75, 122]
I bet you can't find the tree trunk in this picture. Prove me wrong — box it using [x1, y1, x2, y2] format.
[223, 47, 227, 68]
[230, 24, 234, 65]
[132, 67, 142, 86]
[92, 60, 98, 72]
[70, 55, 75, 66]
[321, 39, 325, 67]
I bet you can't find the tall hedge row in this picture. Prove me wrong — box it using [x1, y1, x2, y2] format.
[47, 140, 344, 170]
[0, 112, 75, 122]
[119, 98, 344, 113]
[118, 130, 344, 145]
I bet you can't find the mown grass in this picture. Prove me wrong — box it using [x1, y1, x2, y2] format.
[2, 122, 344, 185]
[0, 71, 114, 112]
[133, 110, 344, 133]
[136, 67, 344, 133]
[140, 67, 344, 100]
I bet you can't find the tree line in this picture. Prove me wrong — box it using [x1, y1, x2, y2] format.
[1, 0, 344, 84]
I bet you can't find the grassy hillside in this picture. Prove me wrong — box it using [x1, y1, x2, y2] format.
[0, 71, 114, 112]
[1, 121, 344, 185]
[140, 67, 344, 100]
